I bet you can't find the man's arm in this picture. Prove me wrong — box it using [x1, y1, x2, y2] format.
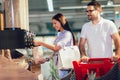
[111, 32, 120, 57]
[79, 38, 87, 57]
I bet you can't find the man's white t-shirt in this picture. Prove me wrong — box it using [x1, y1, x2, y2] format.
[80, 17, 118, 58]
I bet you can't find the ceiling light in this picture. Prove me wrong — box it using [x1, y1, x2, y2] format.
[115, 11, 119, 14]
[107, 0, 113, 5]
[47, 0, 54, 12]
[60, 6, 87, 10]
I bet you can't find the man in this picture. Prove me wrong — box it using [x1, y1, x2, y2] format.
[79, 1, 120, 62]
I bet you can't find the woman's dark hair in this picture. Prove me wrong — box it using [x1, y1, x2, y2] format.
[52, 13, 75, 45]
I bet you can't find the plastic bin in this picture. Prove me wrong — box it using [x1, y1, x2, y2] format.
[72, 58, 115, 80]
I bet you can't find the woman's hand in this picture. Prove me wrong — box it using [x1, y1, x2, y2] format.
[33, 40, 41, 47]
[34, 57, 47, 64]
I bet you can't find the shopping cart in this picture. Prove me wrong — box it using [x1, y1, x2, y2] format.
[72, 58, 120, 80]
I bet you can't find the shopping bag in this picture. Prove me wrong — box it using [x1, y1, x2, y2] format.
[58, 46, 80, 69]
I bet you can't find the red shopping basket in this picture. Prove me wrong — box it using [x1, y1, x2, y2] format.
[72, 58, 114, 80]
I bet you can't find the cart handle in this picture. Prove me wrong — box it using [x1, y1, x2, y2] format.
[79, 58, 113, 64]
[79, 58, 120, 64]
[88, 58, 120, 62]
[88, 58, 111, 61]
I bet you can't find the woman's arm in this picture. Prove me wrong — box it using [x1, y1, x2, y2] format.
[34, 41, 61, 52]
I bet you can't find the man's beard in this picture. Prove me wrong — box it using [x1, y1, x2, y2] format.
[88, 15, 92, 20]
[88, 18, 91, 20]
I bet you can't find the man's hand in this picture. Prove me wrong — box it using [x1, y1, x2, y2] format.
[112, 55, 120, 62]
[81, 55, 89, 63]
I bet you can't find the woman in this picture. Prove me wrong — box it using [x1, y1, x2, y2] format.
[34, 13, 75, 79]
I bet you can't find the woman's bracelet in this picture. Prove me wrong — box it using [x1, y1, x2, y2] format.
[46, 58, 50, 61]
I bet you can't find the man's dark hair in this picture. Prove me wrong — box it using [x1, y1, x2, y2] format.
[87, 1, 102, 10]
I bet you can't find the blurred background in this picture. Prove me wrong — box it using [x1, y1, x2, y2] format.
[28, 0, 120, 36]
[27, 0, 120, 53]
